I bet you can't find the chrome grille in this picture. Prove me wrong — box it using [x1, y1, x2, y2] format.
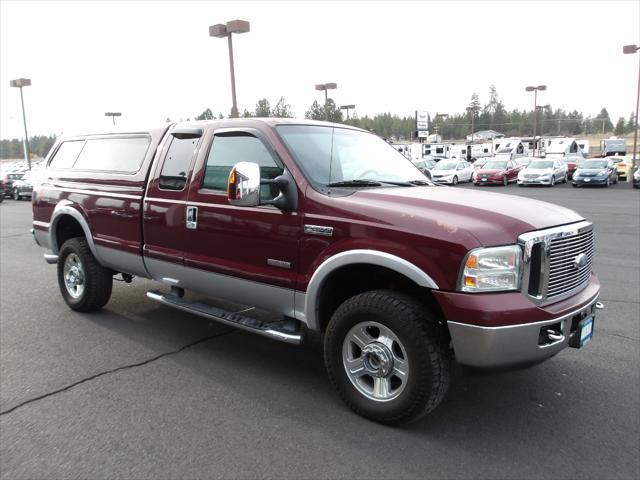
[519, 221, 594, 305]
[546, 229, 594, 299]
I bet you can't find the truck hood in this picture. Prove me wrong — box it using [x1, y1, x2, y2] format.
[340, 186, 583, 247]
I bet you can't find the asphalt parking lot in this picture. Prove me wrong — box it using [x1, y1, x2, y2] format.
[1, 181, 638, 479]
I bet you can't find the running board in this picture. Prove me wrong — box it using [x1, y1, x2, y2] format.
[146, 290, 303, 345]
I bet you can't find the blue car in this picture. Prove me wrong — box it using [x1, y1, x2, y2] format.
[572, 159, 618, 187]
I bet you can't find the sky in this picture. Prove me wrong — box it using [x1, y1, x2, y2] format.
[1, 0, 639, 139]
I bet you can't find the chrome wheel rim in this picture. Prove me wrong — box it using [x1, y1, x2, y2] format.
[342, 321, 409, 402]
[63, 253, 85, 299]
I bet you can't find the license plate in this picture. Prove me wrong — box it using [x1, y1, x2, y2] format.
[585, 178, 591, 182]
[570, 316, 594, 348]
[482, 178, 487, 182]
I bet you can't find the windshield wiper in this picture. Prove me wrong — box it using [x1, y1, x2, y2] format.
[327, 179, 383, 187]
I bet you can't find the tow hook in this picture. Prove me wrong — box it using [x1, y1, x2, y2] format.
[595, 302, 604, 310]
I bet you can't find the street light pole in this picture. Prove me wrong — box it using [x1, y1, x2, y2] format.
[10, 78, 32, 170]
[526, 84, 547, 156]
[315, 83, 337, 121]
[209, 20, 250, 118]
[623, 44, 639, 177]
[340, 104, 355, 121]
[105, 112, 122, 125]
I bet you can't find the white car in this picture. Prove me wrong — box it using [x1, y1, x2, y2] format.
[517, 158, 568, 187]
[430, 160, 474, 185]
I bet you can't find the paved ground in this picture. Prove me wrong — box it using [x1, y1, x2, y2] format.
[1, 181, 638, 479]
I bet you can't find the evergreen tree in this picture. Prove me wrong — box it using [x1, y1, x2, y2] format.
[614, 117, 626, 136]
[195, 108, 214, 120]
[272, 97, 293, 118]
[595, 108, 614, 133]
[255, 98, 271, 117]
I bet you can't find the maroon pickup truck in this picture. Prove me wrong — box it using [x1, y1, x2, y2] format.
[32, 119, 600, 424]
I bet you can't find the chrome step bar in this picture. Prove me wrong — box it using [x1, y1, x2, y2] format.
[146, 290, 303, 345]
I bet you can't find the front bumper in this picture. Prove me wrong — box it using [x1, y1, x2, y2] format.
[518, 177, 552, 185]
[474, 177, 504, 185]
[431, 177, 454, 184]
[572, 176, 608, 185]
[433, 274, 600, 368]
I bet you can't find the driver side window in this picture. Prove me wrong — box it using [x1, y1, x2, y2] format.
[202, 133, 283, 200]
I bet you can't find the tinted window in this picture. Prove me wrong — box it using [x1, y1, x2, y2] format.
[159, 136, 199, 191]
[74, 137, 149, 172]
[203, 134, 282, 200]
[49, 140, 85, 169]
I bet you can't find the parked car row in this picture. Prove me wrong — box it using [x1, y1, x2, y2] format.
[1, 167, 40, 201]
[413, 155, 637, 189]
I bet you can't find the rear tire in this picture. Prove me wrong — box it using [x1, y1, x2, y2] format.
[57, 238, 113, 312]
[324, 290, 451, 425]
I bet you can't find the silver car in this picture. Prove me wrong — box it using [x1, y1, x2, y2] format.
[517, 158, 568, 186]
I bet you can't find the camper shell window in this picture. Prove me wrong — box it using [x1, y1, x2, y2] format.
[72, 136, 151, 173]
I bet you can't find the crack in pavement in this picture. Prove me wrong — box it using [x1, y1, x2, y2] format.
[0, 329, 235, 417]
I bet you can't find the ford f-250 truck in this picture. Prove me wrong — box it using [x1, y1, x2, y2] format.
[32, 119, 600, 424]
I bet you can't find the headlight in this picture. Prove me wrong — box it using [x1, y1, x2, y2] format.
[597, 170, 607, 176]
[539, 173, 550, 178]
[459, 245, 522, 292]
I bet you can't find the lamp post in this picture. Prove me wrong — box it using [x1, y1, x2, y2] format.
[466, 107, 476, 142]
[105, 112, 122, 125]
[315, 83, 337, 121]
[435, 113, 449, 140]
[623, 44, 640, 178]
[526, 84, 547, 156]
[209, 19, 250, 118]
[340, 104, 355, 121]
[9, 78, 32, 170]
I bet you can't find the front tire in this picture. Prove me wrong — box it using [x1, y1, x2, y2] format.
[550, 176, 556, 187]
[57, 238, 113, 312]
[324, 290, 450, 425]
[503, 176, 508, 186]
[12, 189, 19, 201]
[452, 176, 458, 185]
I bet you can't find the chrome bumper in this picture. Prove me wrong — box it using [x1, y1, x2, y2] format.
[448, 294, 600, 368]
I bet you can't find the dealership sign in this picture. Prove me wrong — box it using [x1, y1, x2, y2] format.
[415, 110, 429, 133]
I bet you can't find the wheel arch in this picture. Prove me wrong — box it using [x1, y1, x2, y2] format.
[50, 201, 100, 261]
[301, 250, 440, 332]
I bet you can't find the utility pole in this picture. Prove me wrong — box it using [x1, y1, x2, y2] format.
[10, 78, 32, 170]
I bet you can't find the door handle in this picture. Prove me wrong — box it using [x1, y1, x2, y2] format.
[186, 206, 198, 230]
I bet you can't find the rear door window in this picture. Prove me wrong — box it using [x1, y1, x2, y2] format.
[158, 136, 200, 191]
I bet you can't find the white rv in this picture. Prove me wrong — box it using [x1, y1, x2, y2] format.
[422, 143, 451, 161]
[577, 140, 590, 158]
[469, 142, 494, 160]
[493, 138, 528, 161]
[450, 144, 469, 161]
[545, 138, 584, 159]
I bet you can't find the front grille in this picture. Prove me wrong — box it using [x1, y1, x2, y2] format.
[546, 229, 594, 299]
[525, 174, 538, 179]
[519, 221, 594, 305]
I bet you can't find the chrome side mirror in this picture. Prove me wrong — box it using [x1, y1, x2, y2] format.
[227, 162, 261, 207]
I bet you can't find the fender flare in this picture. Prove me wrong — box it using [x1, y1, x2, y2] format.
[49, 201, 101, 261]
[300, 249, 439, 331]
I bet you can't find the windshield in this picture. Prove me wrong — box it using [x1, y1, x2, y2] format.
[528, 160, 553, 169]
[516, 158, 530, 165]
[433, 161, 458, 170]
[482, 161, 507, 169]
[580, 160, 608, 169]
[276, 125, 426, 186]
